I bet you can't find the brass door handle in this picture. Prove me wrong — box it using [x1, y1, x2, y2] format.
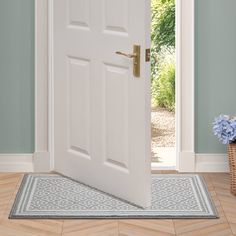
[115, 45, 140, 77]
[115, 51, 137, 59]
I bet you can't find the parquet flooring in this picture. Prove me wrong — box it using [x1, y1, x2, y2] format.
[0, 172, 235, 236]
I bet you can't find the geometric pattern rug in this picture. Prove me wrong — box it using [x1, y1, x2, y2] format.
[9, 174, 218, 219]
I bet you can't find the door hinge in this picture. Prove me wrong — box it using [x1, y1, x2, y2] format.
[145, 48, 150, 62]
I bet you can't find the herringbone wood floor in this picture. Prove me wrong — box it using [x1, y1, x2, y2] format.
[0, 172, 235, 236]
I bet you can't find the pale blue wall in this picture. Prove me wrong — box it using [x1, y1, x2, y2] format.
[195, 0, 236, 153]
[0, 0, 34, 153]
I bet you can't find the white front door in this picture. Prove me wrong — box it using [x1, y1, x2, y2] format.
[53, 0, 151, 207]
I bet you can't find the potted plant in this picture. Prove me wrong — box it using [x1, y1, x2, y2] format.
[213, 115, 236, 196]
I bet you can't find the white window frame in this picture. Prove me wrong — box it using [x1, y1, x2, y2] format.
[34, 0, 195, 172]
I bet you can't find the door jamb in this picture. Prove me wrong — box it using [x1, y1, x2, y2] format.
[34, 0, 195, 172]
[176, 0, 195, 172]
[34, 0, 52, 172]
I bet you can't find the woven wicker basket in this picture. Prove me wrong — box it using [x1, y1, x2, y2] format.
[227, 143, 236, 195]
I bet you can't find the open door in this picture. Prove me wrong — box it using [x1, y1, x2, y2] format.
[53, 0, 151, 207]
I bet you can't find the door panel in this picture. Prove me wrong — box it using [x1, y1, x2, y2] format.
[54, 0, 151, 207]
[104, 64, 129, 171]
[68, 0, 90, 29]
[104, 0, 129, 34]
[67, 57, 91, 159]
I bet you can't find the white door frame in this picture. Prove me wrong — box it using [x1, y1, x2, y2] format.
[34, 0, 195, 173]
[176, 0, 195, 172]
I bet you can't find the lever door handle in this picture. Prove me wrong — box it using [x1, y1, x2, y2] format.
[115, 45, 140, 77]
[115, 51, 137, 59]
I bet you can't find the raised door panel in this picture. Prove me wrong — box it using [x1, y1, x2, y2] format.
[103, 64, 129, 172]
[103, 0, 129, 35]
[68, 0, 90, 30]
[67, 57, 91, 160]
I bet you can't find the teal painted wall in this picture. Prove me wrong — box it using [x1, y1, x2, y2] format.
[195, 0, 236, 153]
[0, 0, 34, 153]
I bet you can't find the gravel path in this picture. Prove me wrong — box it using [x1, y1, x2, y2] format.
[151, 107, 175, 162]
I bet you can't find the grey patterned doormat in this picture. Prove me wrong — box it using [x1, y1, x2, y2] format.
[9, 174, 218, 219]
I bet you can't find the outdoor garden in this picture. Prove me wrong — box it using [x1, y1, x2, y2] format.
[151, 0, 176, 164]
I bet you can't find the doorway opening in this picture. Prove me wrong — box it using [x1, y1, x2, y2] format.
[151, 0, 176, 169]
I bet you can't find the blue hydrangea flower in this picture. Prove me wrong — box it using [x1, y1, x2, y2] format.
[213, 115, 236, 144]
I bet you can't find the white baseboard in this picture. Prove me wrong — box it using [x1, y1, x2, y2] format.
[33, 151, 51, 172]
[195, 154, 229, 172]
[0, 154, 34, 172]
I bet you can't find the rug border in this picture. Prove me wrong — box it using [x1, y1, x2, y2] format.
[9, 174, 219, 220]
[9, 174, 31, 219]
[197, 175, 219, 218]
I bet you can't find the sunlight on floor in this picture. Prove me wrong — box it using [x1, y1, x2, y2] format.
[151, 107, 176, 168]
[152, 147, 176, 168]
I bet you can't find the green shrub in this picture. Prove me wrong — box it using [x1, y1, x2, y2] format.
[151, 0, 175, 84]
[151, 0, 176, 111]
[151, 0, 175, 53]
[152, 50, 175, 111]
